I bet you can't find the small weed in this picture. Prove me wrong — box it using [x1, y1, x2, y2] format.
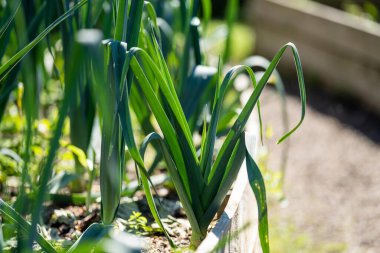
[126, 212, 161, 236]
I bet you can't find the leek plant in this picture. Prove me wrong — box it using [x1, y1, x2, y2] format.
[0, 0, 96, 204]
[117, 28, 306, 250]
[0, 1, 94, 251]
[0, 0, 306, 252]
[61, 0, 98, 193]
[130, 0, 244, 176]
[134, 0, 237, 136]
[102, 1, 306, 249]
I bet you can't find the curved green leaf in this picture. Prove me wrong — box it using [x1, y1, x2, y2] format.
[139, 132, 204, 244]
[211, 43, 306, 193]
[0, 0, 21, 40]
[246, 148, 269, 253]
[0, 0, 88, 80]
[202, 65, 257, 182]
[0, 199, 56, 253]
[67, 223, 111, 253]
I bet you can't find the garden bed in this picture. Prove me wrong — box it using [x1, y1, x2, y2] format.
[196, 133, 260, 253]
[27, 129, 261, 253]
[0, 1, 305, 252]
[145, 125, 261, 252]
[247, 0, 380, 114]
[5, 125, 261, 252]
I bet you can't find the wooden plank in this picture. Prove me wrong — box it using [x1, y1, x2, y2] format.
[196, 128, 260, 253]
[252, 0, 380, 63]
[246, 0, 380, 114]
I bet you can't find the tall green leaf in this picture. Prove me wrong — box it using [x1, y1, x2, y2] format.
[246, 148, 269, 253]
[0, 0, 88, 80]
[26, 21, 89, 249]
[223, 0, 239, 62]
[0, 199, 56, 253]
[99, 40, 127, 225]
[0, 0, 21, 42]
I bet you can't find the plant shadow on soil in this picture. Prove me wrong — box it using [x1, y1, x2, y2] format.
[284, 78, 380, 145]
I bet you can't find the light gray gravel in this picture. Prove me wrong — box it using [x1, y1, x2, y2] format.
[258, 87, 380, 253]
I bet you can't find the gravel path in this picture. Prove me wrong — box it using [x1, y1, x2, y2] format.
[258, 85, 380, 253]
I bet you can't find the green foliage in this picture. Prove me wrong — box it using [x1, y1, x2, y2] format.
[0, 153, 19, 183]
[343, 0, 379, 21]
[0, 0, 306, 252]
[0, 0, 88, 79]
[269, 217, 347, 253]
[67, 223, 111, 253]
[311, 0, 379, 22]
[120, 31, 306, 250]
[0, 199, 57, 253]
[126, 211, 162, 235]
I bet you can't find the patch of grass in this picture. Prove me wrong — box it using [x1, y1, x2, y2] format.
[269, 217, 347, 253]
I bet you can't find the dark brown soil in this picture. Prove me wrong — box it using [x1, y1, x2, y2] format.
[45, 204, 101, 240]
[142, 217, 192, 253]
[42, 185, 194, 252]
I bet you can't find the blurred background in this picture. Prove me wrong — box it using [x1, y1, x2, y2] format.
[213, 0, 380, 252]
[0, 0, 379, 252]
